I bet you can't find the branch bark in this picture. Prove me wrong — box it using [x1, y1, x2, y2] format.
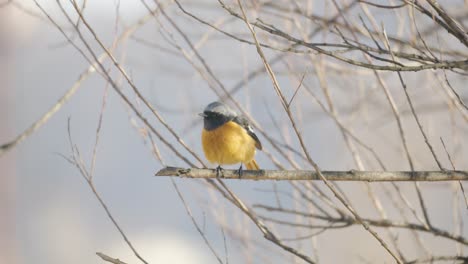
[155, 167, 468, 181]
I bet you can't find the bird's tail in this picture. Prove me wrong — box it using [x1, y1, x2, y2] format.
[246, 159, 260, 170]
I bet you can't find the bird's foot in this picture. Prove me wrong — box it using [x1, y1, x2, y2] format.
[215, 165, 225, 178]
[237, 164, 243, 178]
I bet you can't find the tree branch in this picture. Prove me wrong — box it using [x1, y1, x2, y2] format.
[96, 252, 128, 264]
[155, 167, 468, 181]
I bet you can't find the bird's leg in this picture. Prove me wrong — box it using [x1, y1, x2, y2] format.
[215, 165, 225, 178]
[237, 164, 243, 178]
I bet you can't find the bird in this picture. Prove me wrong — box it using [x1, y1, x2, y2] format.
[200, 101, 262, 176]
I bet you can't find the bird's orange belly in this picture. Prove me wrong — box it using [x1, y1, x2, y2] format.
[202, 121, 256, 165]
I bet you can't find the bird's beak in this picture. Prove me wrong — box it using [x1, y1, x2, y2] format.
[198, 112, 206, 117]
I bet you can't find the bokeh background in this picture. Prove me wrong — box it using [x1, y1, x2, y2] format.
[1, 1, 467, 263]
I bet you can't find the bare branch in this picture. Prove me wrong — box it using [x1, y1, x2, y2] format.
[155, 167, 468, 181]
[0, 3, 154, 157]
[171, 179, 225, 264]
[96, 252, 128, 264]
[255, 205, 468, 246]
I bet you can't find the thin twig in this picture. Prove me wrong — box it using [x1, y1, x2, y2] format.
[64, 120, 149, 264]
[96, 252, 128, 264]
[255, 205, 468, 246]
[287, 71, 306, 107]
[171, 179, 224, 264]
[440, 137, 468, 208]
[382, 26, 444, 171]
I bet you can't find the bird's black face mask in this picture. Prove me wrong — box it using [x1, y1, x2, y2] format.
[202, 111, 235, 131]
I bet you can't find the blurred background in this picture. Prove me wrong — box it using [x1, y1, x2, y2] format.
[1, 0, 467, 263]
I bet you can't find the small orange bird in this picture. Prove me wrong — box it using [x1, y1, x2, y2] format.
[200, 101, 262, 176]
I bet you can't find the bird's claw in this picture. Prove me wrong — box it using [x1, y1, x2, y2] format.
[215, 165, 225, 178]
[237, 164, 243, 178]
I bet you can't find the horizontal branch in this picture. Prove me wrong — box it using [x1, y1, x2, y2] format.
[155, 167, 468, 181]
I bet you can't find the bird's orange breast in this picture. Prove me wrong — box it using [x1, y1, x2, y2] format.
[201, 121, 256, 165]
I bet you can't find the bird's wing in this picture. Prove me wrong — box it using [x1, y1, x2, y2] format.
[233, 116, 262, 150]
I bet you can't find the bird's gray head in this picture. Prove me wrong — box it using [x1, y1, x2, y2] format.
[200, 101, 238, 130]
